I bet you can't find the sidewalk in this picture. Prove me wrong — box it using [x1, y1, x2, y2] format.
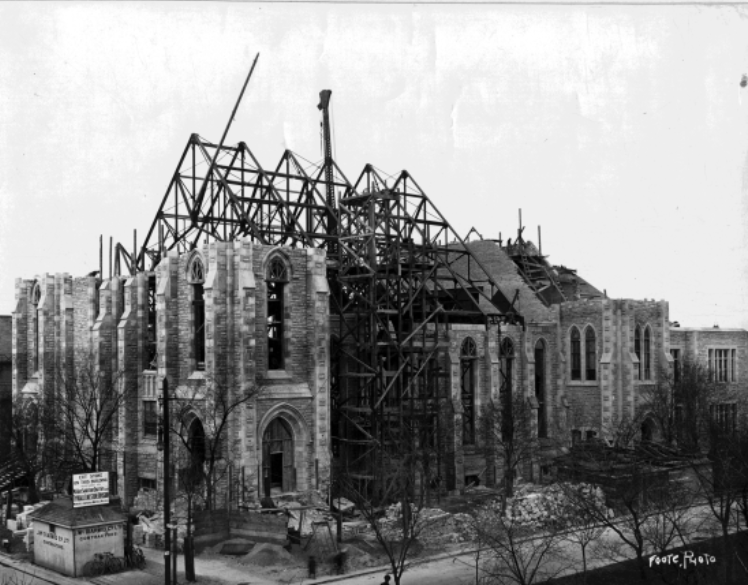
[0, 501, 737, 585]
[0, 550, 92, 585]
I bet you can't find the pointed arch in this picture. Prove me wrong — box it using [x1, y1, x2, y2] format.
[32, 281, 41, 373]
[460, 337, 478, 445]
[570, 326, 581, 381]
[634, 325, 642, 380]
[258, 403, 311, 494]
[186, 252, 207, 284]
[187, 254, 207, 371]
[500, 338, 515, 442]
[643, 325, 652, 380]
[265, 253, 290, 371]
[534, 338, 547, 438]
[585, 326, 597, 381]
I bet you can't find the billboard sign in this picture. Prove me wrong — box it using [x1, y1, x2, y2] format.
[72, 472, 110, 508]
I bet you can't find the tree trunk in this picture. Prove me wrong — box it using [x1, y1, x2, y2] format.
[581, 543, 588, 585]
[185, 496, 196, 581]
[722, 519, 733, 584]
[636, 553, 647, 581]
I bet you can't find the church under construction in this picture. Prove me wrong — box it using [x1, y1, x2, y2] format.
[9, 71, 748, 508]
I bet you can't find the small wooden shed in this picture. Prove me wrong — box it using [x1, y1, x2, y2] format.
[28, 497, 126, 577]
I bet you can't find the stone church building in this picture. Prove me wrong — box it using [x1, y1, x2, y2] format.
[11, 233, 748, 503]
[12, 240, 330, 506]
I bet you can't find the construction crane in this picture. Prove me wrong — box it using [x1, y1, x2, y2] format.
[318, 90, 338, 256]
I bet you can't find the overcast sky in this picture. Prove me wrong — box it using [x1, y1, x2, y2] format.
[1, 1, 747, 329]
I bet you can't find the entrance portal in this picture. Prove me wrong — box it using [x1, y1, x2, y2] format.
[262, 418, 295, 496]
[641, 417, 659, 443]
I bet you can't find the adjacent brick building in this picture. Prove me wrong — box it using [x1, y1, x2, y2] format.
[1, 315, 12, 455]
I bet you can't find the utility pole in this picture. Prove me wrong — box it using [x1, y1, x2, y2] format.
[159, 378, 172, 585]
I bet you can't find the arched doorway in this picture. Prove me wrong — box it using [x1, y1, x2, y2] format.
[262, 418, 295, 496]
[180, 417, 206, 492]
[640, 417, 659, 443]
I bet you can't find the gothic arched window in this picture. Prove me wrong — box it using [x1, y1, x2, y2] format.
[266, 257, 288, 370]
[570, 327, 581, 381]
[188, 256, 206, 371]
[535, 340, 547, 438]
[643, 326, 652, 380]
[460, 338, 478, 445]
[585, 327, 597, 381]
[634, 326, 642, 380]
[32, 282, 41, 373]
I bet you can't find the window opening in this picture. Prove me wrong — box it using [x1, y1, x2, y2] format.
[143, 401, 158, 437]
[460, 338, 477, 445]
[32, 283, 41, 373]
[266, 257, 287, 370]
[147, 275, 157, 369]
[570, 327, 581, 380]
[138, 477, 157, 490]
[535, 340, 547, 438]
[188, 257, 206, 371]
[710, 403, 736, 434]
[500, 338, 514, 442]
[634, 326, 642, 380]
[643, 327, 652, 380]
[585, 327, 596, 381]
[670, 348, 681, 383]
[710, 349, 735, 383]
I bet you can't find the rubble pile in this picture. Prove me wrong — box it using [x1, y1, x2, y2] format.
[506, 482, 608, 528]
[373, 503, 472, 545]
[132, 487, 158, 511]
[277, 501, 326, 537]
[238, 542, 297, 567]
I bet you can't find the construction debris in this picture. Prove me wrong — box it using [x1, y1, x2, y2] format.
[239, 542, 297, 567]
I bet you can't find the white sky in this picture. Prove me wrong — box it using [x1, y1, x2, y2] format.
[1, 1, 747, 329]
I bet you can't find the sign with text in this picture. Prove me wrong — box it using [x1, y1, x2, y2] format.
[72, 472, 110, 508]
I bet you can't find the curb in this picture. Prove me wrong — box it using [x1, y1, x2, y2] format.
[305, 546, 479, 584]
[0, 550, 95, 585]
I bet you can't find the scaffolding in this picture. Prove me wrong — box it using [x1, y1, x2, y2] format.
[113, 84, 521, 496]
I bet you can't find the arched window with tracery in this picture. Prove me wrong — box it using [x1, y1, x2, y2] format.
[266, 256, 288, 370]
[188, 256, 206, 371]
[500, 338, 515, 442]
[460, 338, 478, 445]
[634, 326, 642, 380]
[32, 282, 41, 373]
[535, 340, 547, 438]
[146, 274, 157, 369]
[643, 326, 652, 380]
[585, 327, 597, 381]
[570, 327, 581, 381]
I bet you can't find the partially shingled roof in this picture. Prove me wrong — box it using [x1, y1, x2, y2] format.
[28, 497, 126, 529]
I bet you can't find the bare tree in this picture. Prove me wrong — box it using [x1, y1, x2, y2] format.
[45, 351, 125, 477]
[640, 358, 715, 452]
[337, 424, 434, 585]
[170, 377, 258, 510]
[168, 377, 258, 582]
[7, 392, 57, 503]
[557, 415, 694, 581]
[480, 394, 538, 511]
[467, 495, 568, 585]
[556, 482, 607, 585]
